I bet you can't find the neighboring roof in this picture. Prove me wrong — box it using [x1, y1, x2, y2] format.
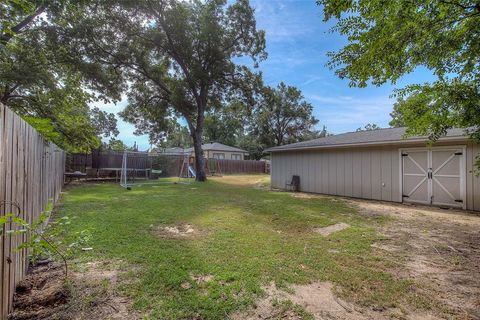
[165, 147, 187, 153]
[152, 147, 189, 155]
[186, 142, 248, 154]
[265, 127, 470, 152]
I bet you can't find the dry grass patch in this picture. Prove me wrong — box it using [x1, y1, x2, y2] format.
[9, 260, 141, 320]
[153, 224, 203, 239]
[67, 261, 141, 320]
[291, 192, 324, 199]
[54, 176, 479, 319]
[313, 222, 350, 236]
[349, 198, 480, 319]
[190, 274, 214, 284]
[209, 174, 270, 188]
[232, 281, 393, 320]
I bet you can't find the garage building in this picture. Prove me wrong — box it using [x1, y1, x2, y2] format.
[266, 127, 480, 211]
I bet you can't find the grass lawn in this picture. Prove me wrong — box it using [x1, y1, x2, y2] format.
[56, 175, 422, 319]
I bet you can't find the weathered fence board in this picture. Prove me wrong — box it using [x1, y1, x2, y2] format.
[0, 103, 65, 318]
[214, 159, 266, 174]
[70, 151, 267, 177]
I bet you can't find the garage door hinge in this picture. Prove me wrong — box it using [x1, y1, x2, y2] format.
[401, 153, 408, 157]
[454, 152, 463, 155]
[454, 199, 463, 203]
[402, 195, 409, 198]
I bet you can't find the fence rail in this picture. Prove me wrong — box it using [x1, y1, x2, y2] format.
[0, 103, 65, 318]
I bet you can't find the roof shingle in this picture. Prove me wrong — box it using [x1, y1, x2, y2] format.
[186, 142, 248, 153]
[265, 127, 469, 152]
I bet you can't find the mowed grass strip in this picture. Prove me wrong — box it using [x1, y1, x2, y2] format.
[57, 175, 415, 319]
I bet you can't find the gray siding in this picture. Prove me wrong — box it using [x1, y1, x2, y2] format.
[466, 143, 480, 211]
[271, 143, 480, 211]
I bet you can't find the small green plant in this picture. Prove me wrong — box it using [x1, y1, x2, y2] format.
[0, 201, 91, 277]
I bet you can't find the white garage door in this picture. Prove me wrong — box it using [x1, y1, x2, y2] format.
[401, 147, 465, 208]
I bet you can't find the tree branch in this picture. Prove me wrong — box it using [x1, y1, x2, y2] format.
[151, 5, 202, 108]
[0, 5, 47, 46]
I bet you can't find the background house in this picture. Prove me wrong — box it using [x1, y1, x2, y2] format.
[267, 127, 480, 211]
[187, 142, 249, 160]
[153, 147, 189, 156]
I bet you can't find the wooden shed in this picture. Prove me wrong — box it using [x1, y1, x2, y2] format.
[266, 127, 480, 211]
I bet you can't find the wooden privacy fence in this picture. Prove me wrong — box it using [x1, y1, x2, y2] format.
[0, 103, 65, 318]
[69, 152, 268, 177]
[213, 159, 267, 174]
[66, 152, 92, 172]
[68, 151, 184, 178]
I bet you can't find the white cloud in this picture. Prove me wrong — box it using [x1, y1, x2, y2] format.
[252, 0, 314, 43]
[263, 55, 312, 68]
[300, 75, 333, 88]
[301, 75, 326, 86]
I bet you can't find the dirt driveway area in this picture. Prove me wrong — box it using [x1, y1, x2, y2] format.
[349, 199, 480, 319]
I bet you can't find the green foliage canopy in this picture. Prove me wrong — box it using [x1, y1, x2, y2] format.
[317, 0, 480, 144]
[203, 100, 247, 146]
[79, 0, 268, 180]
[0, 0, 123, 152]
[253, 82, 319, 147]
[101, 138, 130, 152]
[161, 122, 192, 149]
[356, 123, 381, 132]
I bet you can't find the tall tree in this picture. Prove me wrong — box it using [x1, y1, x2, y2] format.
[356, 123, 381, 132]
[161, 122, 192, 148]
[88, 0, 267, 181]
[317, 0, 480, 148]
[237, 134, 263, 160]
[253, 82, 319, 147]
[298, 125, 330, 141]
[0, 0, 124, 151]
[90, 107, 119, 139]
[203, 100, 246, 146]
[102, 138, 129, 152]
[0, 0, 47, 48]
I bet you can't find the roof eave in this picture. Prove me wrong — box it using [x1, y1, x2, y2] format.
[203, 148, 248, 153]
[265, 136, 470, 153]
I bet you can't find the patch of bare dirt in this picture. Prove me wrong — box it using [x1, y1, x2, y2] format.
[9, 264, 69, 320]
[349, 199, 480, 319]
[68, 260, 141, 320]
[190, 274, 213, 284]
[180, 274, 214, 291]
[232, 282, 392, 320]
[180, 282, 192, 290]
[314, 223, 350, 236]
[291, 192, 323, 199]
[153, 224, 202, 239]
[9, 260, 141, 320]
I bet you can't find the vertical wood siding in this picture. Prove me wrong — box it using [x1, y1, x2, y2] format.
[0, 104, 65, 318]
[271, 143, 479, 211]
[466, 143, 480, 211]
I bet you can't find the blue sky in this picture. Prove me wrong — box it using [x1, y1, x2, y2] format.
[94, 0, 436, 150]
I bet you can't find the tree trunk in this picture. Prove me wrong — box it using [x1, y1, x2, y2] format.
[192, 130, 207, 181]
